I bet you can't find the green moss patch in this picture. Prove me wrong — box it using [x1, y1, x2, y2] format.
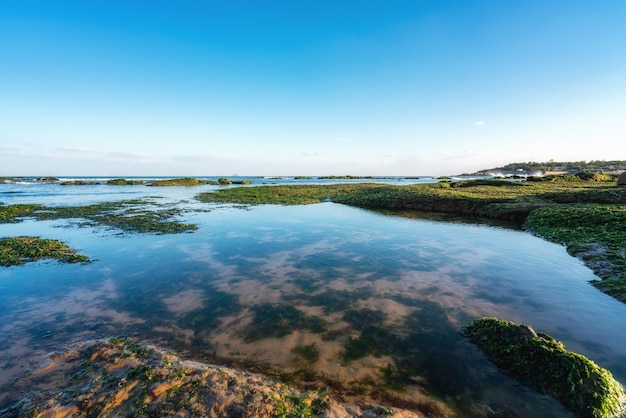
[465, 317, 626, 418]
[0, 236, 90, 266]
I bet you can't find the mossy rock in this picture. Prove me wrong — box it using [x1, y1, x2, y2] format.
[37, 177, 59, 181]
[106, 179, 145, 185]
[218, 178, 233, 185]
[465, 317, 626, 418]
[149, 178, 208, 186]
[60, 180, 99, 185]
[575, 172, 614, 182]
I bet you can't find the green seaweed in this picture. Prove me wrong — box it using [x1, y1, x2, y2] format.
[196, 184, 374, 205]
[464, 317, 626, 418]
[342, 308, 386, 330]
[244, 304, 328, 341]
[0, 201, 197, 234]
[0, 236, 90, 266]
[0, 204, 43, 223]
[286, 288, 373, 314]
[341, 325, 397, 362]
[291, 344, 320, 363]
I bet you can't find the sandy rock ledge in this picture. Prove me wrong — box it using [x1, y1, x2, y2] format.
[1, 338, 423, 417]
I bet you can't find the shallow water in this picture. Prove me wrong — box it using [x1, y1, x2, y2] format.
[1, 181, 625, 417]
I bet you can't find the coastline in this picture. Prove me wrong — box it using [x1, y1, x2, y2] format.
[1, 176, 625, 416]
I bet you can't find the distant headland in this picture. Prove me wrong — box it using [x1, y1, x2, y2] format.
[465, 160, 626, 178]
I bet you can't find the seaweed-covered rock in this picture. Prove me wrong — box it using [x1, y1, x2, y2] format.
[575, 172, 613, 182]
[218, 177, 233, 185]
[465, 318, 626, 418]
[149, 178, 209, 186]
[106, 178, 145, 185]
[0, 338, 415, 418]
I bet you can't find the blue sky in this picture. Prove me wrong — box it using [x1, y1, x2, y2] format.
[1, 1, 625, 176]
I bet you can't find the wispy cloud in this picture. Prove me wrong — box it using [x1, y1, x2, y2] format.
[474, 121, 485, 126]
[336, 137, 352, 142]
[56, 146, 96, 154]
[302, 150, 324, 156]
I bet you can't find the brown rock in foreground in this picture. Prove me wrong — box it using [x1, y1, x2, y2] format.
[1, 338, 423, 417]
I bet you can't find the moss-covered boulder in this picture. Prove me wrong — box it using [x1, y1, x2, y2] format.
[575, 172, 614, 182]
[218, 177, 233, 185]
[465, 318, 626, 418]
[60, 180, 99, 185]
[149, 178, 209, 186]
[106, 179, 145, 185]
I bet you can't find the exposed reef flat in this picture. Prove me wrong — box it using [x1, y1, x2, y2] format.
[1, 338, 424, 417]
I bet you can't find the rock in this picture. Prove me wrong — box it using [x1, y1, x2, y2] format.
[618, 172, 626, 186]
[464, 318, 626, 418]
[0, 338, 421, 418]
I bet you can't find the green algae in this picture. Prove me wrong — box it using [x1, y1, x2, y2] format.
[465, 317, 626, 418]
[341, 325, 397, 362]
[0, 236, 90, 266]
[244, 304, 328, 341]
[291, 344, 320, 363]
[287, 288, 373, 314]
[0, 203, 43, 223]
[0, 201, 197, 234]
[196, 184, 374, 205]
